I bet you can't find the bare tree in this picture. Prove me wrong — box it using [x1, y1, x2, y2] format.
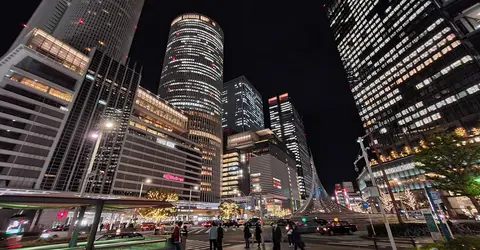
[379, 192, 394, 212]
[401, 189, 417, 210]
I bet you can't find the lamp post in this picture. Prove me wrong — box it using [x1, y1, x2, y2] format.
[187, 185, 199, 221]
[68, 120, 114, 247]
[139, 179, 152, 198]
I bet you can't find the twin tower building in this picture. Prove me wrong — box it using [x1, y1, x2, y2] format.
[0, 0, 312, 204]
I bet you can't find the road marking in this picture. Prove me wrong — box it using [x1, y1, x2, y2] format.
[186, 239, 234, 250]
[205, 228, 211, 234]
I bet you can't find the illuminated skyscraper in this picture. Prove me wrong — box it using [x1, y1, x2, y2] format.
[7, 0, 71, 54]
[53, 0, 144, 63]
[327, 1, 480, 158]
[158, 14, 224, 202]
[268, 93, 311, 200]
[222, 76, 264, 132]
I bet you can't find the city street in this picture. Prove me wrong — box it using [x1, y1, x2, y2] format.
[184, 226, 413, 250]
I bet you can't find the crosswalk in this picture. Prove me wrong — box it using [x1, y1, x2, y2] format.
[187, 227, 241, 235]
[186, 239, 235, 250]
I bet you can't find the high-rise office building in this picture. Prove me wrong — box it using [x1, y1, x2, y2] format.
[113, 87, 202, 200]
[158, 13, 224, 202]
[222, 129, 300, 212]
[222, 76, 264, 132]
[327, 0, 480, 158]
[39, 49, 141, 193]
[7, 0, 71, 54]
[268, 93, 311, 200]
[53, 0, 144, 63]
[0, 28, 88, 189]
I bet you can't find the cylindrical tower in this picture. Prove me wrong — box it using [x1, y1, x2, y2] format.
[53, 0, 144, 63]
[159, 13, 224, 202]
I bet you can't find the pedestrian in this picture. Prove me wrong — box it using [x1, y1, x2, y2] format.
[287, 224, 294, 247]
[172, 221, 183, 250]
[272, 224, 282, 250]
[255, 224, 262, 248]
[292, 225, 305, 250]
[244, 224, 251, 248]
[183, 225, 189, 238]
[99, 223, 104, 232]
[209, 222, 218, 250]
[217, 222, 224, 250]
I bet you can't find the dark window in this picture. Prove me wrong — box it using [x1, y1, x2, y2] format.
[16, 57, 77, 91]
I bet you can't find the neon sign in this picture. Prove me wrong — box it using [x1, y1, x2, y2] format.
[163, 173, 184, 182]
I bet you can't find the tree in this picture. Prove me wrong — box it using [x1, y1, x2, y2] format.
[138, 189, 178, 219]
[401, 189, 417, 210]
[218, 200, 240, 219]
[415, 131, 480, 212]
[379, 192, 394, 212]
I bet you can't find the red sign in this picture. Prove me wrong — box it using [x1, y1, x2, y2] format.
[163, 173, 184, 182]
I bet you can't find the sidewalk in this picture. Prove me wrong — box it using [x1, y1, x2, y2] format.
[223, 242, 363, 250]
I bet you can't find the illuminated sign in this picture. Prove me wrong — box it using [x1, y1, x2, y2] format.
[157, 138, 175, 148]
[268, 97, 277, 103]
[163, 173, 184, 182]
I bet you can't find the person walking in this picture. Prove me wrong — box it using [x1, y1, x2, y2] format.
[272, 224, 282, 250]
[172, 221, 183, 250]
[99, 223, 104, 232]
[209, 222, 218, 250]
[255, 224, 262, 248]
[217, 222, 224, 250]
[244, 224, 251, 248]
[292, 225, 305, 250]
[286, 224, 294, 247]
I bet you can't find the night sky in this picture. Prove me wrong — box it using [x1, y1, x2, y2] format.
[1, 0, 365, 194]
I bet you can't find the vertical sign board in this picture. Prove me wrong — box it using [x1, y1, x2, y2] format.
[342, 182, 355, 193]
[421, 209, 443, 242]
[430, 191, 442, 204]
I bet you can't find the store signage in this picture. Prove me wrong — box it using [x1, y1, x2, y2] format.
[163, 173, 184, 182]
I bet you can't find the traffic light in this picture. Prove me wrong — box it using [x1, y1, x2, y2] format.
[301, 217, 306, 223]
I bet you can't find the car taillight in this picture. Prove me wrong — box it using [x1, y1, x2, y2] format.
[355, 226, 358, 230]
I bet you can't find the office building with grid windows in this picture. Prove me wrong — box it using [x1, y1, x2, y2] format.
[53, 0, 144, 64]
[327, 0, 480, 161]
[39, 49, 140, 193]
[0, 28, 88, 188]
[222, 76, 264, 132]
[112, 87, 202, 200]
[158, 13, 224, 202]
[268, 93, 311, 200]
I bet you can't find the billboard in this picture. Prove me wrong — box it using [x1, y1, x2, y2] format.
[342, 181, 355, 193]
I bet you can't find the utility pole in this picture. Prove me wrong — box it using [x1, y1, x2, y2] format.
[358, 136, 397, 250]
[368, 132, 404, 224]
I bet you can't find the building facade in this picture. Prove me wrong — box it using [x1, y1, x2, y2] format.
[53, 0, 144, 64]
[112, 87, 202, 200]
[158, 14, 224, 202]
[327, 0, 480, 159]
[0, 28, 88, 188]
[222, 129, 300, 213]
[222, 76, 264, 132]
[39, 49, 141, 193]
[7, 0, 71, 54]
[268, 93, 311, 200]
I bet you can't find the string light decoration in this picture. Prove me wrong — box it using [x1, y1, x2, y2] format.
[138, 189, 178, 219]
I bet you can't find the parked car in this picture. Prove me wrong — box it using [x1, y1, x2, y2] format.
[318, 221, 358, 235]
[246, 217, 262, 226]
[275, 219, 291, 227]
[140, 223, 156, 231]
[223, 220, 239, 228]
[201, 221, 213, 227]
[97, 232, 144, 241]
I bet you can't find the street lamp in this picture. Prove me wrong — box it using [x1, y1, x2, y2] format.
[187, 185, 199, 221]
[69, 120, 114, 246]
[139, 179, 152, 198]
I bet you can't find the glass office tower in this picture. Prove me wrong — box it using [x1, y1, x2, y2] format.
[158, 14, 224, 202]
[327, 0, 480, 159]
[268, 93, 311, 200]
[222, 76, 264, 132]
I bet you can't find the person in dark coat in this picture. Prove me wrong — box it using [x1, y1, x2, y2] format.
[292, 225, 305, 250]
[272, 224, 282, 250]
[244, 224, 251, 248]
[255, 224, 262, 248]
[217, 223, 224, 250]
